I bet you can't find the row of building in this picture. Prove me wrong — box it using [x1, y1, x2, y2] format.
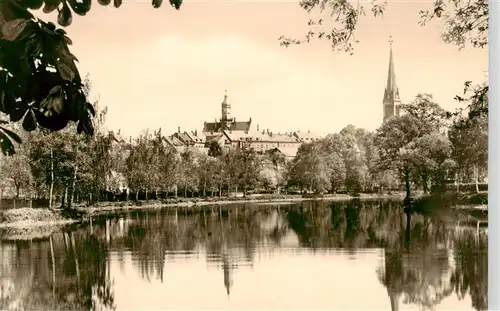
[161, 37, 402, 160]
[161, 91, 322, 161]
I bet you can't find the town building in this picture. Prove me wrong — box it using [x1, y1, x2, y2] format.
[202, 90, 252, 135]
[168, 90, 322, 159]
[382, 37, 402, 123]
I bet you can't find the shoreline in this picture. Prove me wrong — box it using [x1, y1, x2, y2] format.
[0, 192, 487, 230]
[73, 193, 410, 217]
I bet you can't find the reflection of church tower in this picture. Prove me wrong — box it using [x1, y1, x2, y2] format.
[381, 250, 403, 311]
[387, 290, 401, 311]
[221, 90, 233, 129]
[222, 253, 233, 297]
[382, 37, 401, 122]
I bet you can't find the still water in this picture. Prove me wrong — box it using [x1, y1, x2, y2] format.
[0, 200, 488, 311]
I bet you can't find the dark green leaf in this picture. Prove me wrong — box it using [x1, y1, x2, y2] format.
[10, 107, 27, 122]
[1, 18, 30, 41]
[68, 0, 92, 16]
[18, 0, 45, 10]
[4, 1, 35, 20]
[65, 91, 86, 121]
[0, 126, 22, 144]
[57, 1, 73, 27]
[153, 0, 163, 8]
[33, 109, 69, 131]
[0, 131, 15, 156]
[113, 0, 122, 8]
[0, 90, 18, 115]
[55, 28, 67, 35]
[98, 0, 111, 5]
[40, 86, 65, 115]
[64, 35, 73, 45]
[22, 109, 37, 131]
[43, 0, 62, 13]
[77, 117, 94, 135]
[169, 0, 182, 10]
[46, 21, 57, 31]
[87, 102, 95, 116]
[56, 62, 77, 81]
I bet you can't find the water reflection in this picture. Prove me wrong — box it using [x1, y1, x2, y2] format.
[0, 230, 115, 311]
[0, 200, 488, 310]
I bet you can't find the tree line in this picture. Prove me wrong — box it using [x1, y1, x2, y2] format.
[0, 83, 487, 208]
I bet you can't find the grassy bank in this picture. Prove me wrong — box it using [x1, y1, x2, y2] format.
[0, 208, 77, 228]
[410, 191, 487, 214]
[0, 208, 77, 240]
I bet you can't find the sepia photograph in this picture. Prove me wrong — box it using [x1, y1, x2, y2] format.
[0, 0, 489, 310]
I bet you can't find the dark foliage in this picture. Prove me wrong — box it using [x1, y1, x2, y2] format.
[0, 0, 183, 155]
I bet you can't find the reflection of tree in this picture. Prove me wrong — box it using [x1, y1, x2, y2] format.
[377, 209, 487, 311]
[450, 229, 488, 311]
[16, 199, 482, 309]
[0, 230, 115, 311]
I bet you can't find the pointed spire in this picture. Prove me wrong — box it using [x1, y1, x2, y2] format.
[385, 36, 399, 100]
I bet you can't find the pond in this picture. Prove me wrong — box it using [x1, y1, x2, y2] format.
[0, 199, 488, 310]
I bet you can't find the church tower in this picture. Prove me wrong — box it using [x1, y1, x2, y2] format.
[221, 90, 232, 122]
[382, 37, 401, 122]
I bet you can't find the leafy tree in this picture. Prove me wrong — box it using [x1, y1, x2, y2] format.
[374, 115, 424, 199]
[320, 134, 347, 192]
[208, 140, 222, 158]
[178, 148, 199, 197]
[221, 148, 242, 195]
[237, 147, 262, 197]
[0, 150, 32, 198]
[448, 113, 488, 192]
[402, 94, 449, 132]
[125, 133, 153, 199]
[197, 154, 222, 197]
[290, 142, 331, 194]
[403, 132, 455, 193]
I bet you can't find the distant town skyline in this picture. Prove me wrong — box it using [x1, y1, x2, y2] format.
[35, 0, 487, 138]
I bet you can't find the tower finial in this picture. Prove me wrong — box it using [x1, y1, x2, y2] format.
[224, 89, 227, 98]
[389, 36, 393, 47]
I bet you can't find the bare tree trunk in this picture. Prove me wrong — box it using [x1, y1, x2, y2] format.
[404, 169, 411, 199]
[61, 185, 68, 209]
[145, 189, 148, 200]
[474, 164, 480, 193]
[49, 148, 54, 210]
[15, 183, 20, 199]
[70, 232, 81, 285]
[69, 166, 78, 208]
[49, 235, 56, 299]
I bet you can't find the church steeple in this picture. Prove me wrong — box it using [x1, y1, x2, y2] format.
[221, 90, 231, 122]
[382, 37, 401, 122]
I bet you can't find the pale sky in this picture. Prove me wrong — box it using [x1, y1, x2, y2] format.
[37, 0, 487, 138]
